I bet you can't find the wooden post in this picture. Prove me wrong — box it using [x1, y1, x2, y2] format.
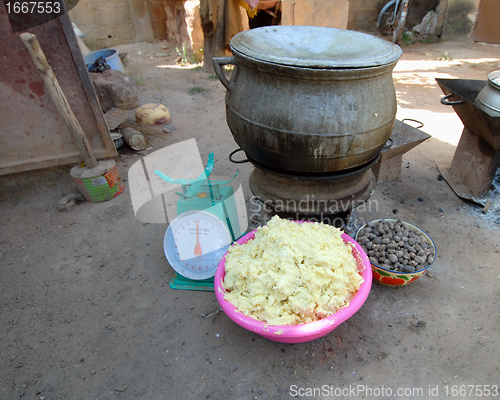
[127, 0, 155, 43]
[20, 32, 98, 168]
[201, 0, 226, 73]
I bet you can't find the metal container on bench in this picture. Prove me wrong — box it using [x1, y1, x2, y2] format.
[475, 70, 500, 117]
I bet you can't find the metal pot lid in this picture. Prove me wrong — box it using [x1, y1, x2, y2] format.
[488, 70, 500, 89]
[230, 26, 402, 68]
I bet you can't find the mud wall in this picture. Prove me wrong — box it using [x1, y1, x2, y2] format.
[441, 0, 480, 40]
[281, 0, 349, 29]
[162, 0, 203, 55]
[68, 0, 136, 50]
[347, 0, 384, 32]
[69, 0, 203, 53]
[347, 0, 481, 41]
[68, 0, 483, 52]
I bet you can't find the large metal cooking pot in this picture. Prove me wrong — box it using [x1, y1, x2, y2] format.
[475, 70, 500, 116]
[213, 26, 402, 174]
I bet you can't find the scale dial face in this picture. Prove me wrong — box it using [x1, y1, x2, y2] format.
[164, 210, 231, 280]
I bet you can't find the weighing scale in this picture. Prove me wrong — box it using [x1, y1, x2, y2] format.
[155, 153, 241, 291]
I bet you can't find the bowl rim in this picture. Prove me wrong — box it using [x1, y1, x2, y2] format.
[354, 218, 436, 275]
[214, 223, 372, 340]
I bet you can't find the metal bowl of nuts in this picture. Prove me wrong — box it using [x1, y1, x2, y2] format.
[355, 219, 436, 286]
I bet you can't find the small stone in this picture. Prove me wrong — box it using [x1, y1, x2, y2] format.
[114, 385, 127, 394]
[402, 265, 415, 273]
[163, 123, 176, 133]
[57, 192, 86, 211]
[414, 256, 426, 265]
[90, 70, 139, 113]
[229, 364, 238, 372]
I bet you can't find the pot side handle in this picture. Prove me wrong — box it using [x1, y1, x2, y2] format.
[440, 93, 464, 106]
[213, 56, 236, 91]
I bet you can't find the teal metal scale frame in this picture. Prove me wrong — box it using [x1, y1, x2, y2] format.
[155, 153, 240, 291]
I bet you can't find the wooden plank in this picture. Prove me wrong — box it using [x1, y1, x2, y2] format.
[58, 8, 117, 156]
[20, 32, 98, 168]
[0, 4, 117, 175]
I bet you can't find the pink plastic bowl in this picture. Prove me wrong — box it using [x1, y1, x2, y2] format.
[214, 227, 372, 343]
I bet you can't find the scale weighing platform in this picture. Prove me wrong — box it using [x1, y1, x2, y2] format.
[155, 153, 241, 291]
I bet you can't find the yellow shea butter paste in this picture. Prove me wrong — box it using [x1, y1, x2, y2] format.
[223, 216, 363, 325]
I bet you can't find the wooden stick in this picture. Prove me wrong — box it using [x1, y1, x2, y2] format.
[20, 32, 98, 168]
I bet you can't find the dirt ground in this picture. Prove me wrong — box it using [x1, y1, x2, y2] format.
[1, 36, 500, 400]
